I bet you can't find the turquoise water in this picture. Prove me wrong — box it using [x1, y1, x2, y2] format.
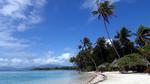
[0, 71, 88, 84]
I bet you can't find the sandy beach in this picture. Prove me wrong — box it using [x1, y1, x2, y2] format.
[89, 72, 150, 84]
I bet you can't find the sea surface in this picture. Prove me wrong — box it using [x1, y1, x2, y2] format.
[0, 70, 90, 84]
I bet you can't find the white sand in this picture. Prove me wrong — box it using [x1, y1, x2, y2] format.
[91, 72, 150, 84]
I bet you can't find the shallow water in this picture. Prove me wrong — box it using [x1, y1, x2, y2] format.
[0, 70, 90, 84]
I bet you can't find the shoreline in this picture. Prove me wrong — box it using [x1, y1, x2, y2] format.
[88, 71, 150, 84]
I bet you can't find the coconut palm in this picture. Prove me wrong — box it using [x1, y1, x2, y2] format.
[115, 27, 133, 55]
[92, 1, 120, 58]
[81, 37, 98, 70]
[95, 37, 106, 62]
[115, 27, 132, 46]
[135, 25, 150, 46]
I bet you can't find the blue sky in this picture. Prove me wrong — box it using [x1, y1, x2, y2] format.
[0, 0, 149, 68]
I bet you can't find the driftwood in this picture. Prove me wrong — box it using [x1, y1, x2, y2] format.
[88, 72, 107, 84]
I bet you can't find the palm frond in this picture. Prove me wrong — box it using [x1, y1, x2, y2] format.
[92, 11, 99, 16]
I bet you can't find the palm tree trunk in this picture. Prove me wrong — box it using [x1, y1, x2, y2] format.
[122, 47, 124, 56]
[99, 47, 104, 62]
[88, 54, 98, 71]
[103, 20, 120, 58]
[87, 50, 98, 71]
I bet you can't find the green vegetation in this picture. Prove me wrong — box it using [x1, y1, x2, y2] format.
[70, 27, 150, 72]
[139, 44, 150, 65]
[135, 25, 150, 46]
[92, 1, 120, 58]
[32, 66, 78, 71]
[70, 1, 150, 73]
[117, 53, 147, 72]
[139, 44, 150, 58]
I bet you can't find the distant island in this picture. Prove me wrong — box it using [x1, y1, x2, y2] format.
[32, 66, 78, 71]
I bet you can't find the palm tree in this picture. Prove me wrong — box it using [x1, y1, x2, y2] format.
[92, 1, 120, 58]
[96, 37, 106, 62]
[115, 27, 132, 55]
[115, 27, 132, 45]
[139, 44, 150, 59]
[81, 37, 98, 71]
[135, 25, 150, 46]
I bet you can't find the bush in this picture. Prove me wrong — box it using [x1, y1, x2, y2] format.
[98, 63, 119, 72]
[117, 53, 147, 72]
[85, 66, 95, 71]
[139, 44, 150, 58]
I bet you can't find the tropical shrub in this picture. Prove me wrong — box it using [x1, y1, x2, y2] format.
[98, 63, 119, 71]
[117, 53, 147, 72]
[106, 65, 119, 71]
[139, 44, 150, 58]
[86, 66, 95, 71]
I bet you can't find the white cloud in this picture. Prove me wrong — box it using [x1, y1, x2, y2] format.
[0, 30, 29, 50]
[106, 39, 112, 45]
[0, 0, 31, 18]
[82, 0, 121, 10]
[0, 0, 46, 19]
[82, 0, 97, 10]
[0, 0, 46, 50]
[0, 0, 48, 68]
[42, 51, 73, 65]
[56, 53, 72, 62]
[0, 51, 73, 68]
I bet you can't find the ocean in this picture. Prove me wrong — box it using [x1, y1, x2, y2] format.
[0, 70, 90, 84]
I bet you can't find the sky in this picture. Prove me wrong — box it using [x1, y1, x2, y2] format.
[0, 0, 149, 68]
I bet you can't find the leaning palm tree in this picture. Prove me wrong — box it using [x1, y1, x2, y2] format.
[81, 37, 98, 71]
[92, 1, 120, 58]
[135, 25, 150, 46]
